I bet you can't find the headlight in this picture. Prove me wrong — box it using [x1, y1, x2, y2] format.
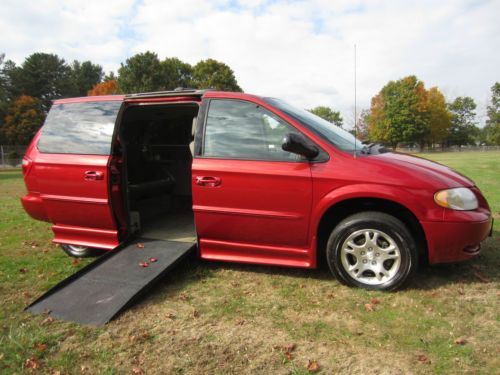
[434, 187, 478, 210]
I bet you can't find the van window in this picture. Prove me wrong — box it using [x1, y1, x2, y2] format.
[203, 99, 301, 161]
[37, 101, 121, 155]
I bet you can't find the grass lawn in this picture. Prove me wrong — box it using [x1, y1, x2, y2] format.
[0, 152, 498, 374]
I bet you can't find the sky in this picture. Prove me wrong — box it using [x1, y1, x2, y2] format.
[1, 0, 499, 127]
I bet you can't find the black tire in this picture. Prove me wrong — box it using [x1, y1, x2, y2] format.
[326, 211, 418, 291]
[61, 244, 103, 258]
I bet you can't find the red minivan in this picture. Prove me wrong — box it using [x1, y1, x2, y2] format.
[21, 89, 493, 291]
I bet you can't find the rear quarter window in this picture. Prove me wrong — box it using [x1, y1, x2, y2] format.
[37, 101, 122, 155]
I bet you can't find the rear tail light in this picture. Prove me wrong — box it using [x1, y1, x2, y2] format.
[22, 156, 33, 176]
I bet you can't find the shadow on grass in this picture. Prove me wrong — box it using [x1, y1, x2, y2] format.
[130, 234, 499, 312]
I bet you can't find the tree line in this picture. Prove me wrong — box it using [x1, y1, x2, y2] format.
[311, 76, 499, 148]
[0, 51, 241, 144]
[0, 51, 498, 147]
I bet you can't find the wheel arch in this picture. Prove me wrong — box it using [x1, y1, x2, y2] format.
[315, 196, 428, 268]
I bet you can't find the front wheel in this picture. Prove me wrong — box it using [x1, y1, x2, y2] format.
[326, 212, 418, 291]
[61, 244, 103, 258]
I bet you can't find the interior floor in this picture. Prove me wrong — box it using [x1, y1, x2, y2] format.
[141, 211, 196, 243]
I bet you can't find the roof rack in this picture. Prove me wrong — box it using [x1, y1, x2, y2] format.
[124, 88, 211, 99]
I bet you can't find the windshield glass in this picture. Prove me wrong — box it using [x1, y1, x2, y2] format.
[264, 97, 364, 152]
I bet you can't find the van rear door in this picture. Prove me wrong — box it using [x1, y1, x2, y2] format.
[33, 97, 124, 249]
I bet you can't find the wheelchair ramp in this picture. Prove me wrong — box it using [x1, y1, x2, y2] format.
[27, 238, 195, 326]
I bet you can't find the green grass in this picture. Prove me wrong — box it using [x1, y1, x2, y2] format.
[0, 152, 499, 374]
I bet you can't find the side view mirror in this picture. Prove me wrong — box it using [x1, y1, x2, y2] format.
[281, 133, 319, 159]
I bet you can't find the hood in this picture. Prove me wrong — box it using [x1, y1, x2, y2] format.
[365, 152, 474, 188]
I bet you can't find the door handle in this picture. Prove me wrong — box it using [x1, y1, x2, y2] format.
[195, 176, 221, 187]
[84, 171, 104, 181]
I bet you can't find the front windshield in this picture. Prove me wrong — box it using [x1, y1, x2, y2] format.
[264, 97, 364, 152]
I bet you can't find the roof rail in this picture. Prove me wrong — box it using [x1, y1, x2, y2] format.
[124, 88, 211, 99]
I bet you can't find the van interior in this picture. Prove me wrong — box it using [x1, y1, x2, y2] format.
[118, 103, 199, 243]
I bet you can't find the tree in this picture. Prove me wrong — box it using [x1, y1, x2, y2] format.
[191, 59, 242, 92]
[0, 53, 9, 141]
[447, 96, 478, 147]
[117, 51, 164, 93]
[368, 75, 429, 148]
[161, 57, 193, 89]
[3, 53, 73, 110]
[69, 60, 103, 96]
[87, 80, 121, 96]
[1, 95, 45, 144]
[354, 109, 370, 141]
[483, 82, 500, 145]
[427, 87, 451, 146]
[104, 71, 117, 82]
[309, 106, 343, 127]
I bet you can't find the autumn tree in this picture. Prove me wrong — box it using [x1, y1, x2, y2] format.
[368, 75, 429, 148]
[88, 80, 121, 96]
[483, 82, 500, 145]
[447, 96, 478, 147]
[309, 106, 343, 127]
[1, 95, 45, 144]
[117, 52, 164, 93]
[427, 87, 451, 146]
[191, 59, 242, 92]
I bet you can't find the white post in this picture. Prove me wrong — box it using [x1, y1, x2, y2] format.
[0, 145, 4, 168]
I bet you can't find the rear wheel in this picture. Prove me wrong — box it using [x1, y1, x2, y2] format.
[326, 212, 418, 291]
[61, 244, 103, 258]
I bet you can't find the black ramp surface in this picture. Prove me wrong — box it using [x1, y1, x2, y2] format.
[27, 238, 194, 326]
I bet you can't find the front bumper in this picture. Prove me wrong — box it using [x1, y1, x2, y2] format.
[422, 216, 493, 264]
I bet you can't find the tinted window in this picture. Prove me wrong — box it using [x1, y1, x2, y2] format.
[38, 101, 121, 155]
[203, 99, 301, 161]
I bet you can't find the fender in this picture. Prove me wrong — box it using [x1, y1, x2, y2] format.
[310, 183, 444, 242]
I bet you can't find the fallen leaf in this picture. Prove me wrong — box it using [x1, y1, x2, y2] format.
[148, 257, 157, 263]
[179, 293, 189, 301]
[284, 343, 296, 352]
[19, 268, 28, 274]
[136, 243, 145, 249]
[166, 313, 176, 319]
[81, 364, 89, 372]
[42, 308, 52, 315]
[236, 318, 245, 326]
[454, 337, 467, 345]
[370, 297, 380, 305]
[24, 357, 40, 370]
[305, 359, 320, 373]
[34, 343, 47, 352]
[71, 259, 80, 266]
[139, 262, 149, 268]
[326, 293, 335, 299]
[473, 272, 490, 283]
[22, 291, 32, 298]
[51, 370, 62, 375]
[284, 351, 293, 360]
[132, 368, 144, 375]
[364, 303, 375, 312]
[192, 310, 200, 318]
[41, 317, 54, 325]
[417, 354, 431, 364]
